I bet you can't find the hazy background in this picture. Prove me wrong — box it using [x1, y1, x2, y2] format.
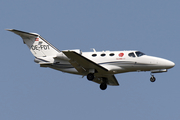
[1, 0, 179, 120]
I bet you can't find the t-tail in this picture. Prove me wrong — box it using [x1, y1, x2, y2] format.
[7, 29, 60, 58]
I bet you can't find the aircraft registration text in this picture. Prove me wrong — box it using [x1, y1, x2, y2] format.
[31, 45, 50, 50]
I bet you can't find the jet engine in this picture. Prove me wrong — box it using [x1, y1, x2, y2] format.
[55, 49, 82, 61]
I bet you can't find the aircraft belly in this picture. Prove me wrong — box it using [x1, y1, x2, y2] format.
[128, 64, 166, 71]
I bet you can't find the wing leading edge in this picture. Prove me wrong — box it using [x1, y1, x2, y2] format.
[62, 51, 119, 86]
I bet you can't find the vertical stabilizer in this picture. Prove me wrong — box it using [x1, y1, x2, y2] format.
[7, 29, 60, 57]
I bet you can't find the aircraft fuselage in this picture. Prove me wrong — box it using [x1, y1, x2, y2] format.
[8, 29, 175, 90]
[42, 50, 175, 75]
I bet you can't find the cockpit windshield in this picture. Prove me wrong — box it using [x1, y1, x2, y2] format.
[135, 51, 145, 57]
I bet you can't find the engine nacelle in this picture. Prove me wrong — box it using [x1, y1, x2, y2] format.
[56, 52, 69, 60]
[55, 49, 82, 61]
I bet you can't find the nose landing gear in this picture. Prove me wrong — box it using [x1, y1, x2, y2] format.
[150, 73, 156, 82]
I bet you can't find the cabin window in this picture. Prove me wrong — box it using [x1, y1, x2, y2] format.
[92, 54, 97, 57]
[109, 53, 115, 56]
[101, 53, 106, 57]
[128, 52, 136, 57]
[135, 51, 145, 57]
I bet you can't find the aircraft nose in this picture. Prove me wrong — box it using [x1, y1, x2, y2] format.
[161, 59, 175, 69]
[167, 61, 175, 68]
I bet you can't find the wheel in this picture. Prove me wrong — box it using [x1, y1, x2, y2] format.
[150, 76, 156, 82]
[87, 73, 94, 81]
[100, 83, 107, 90]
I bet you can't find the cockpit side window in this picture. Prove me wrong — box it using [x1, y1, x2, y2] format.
[135, 51, 145, 57]
[128, 52, 136, 57]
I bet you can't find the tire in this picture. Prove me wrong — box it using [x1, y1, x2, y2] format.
[87, 73, 94, 81]
[150, 76, 156, 82]
[100, 83, 107, 90]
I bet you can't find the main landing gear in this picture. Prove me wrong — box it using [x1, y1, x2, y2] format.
[100, 82, 107, 90]
[87, 73, 94, 81]
[87, 73, 107, 90]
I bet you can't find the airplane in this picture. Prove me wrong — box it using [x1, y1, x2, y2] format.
[7, 29, 175, 90]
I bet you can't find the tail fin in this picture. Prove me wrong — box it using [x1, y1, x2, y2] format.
[7, 29, 60, 57]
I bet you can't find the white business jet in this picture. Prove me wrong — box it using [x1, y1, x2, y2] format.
[7, 29, 175, 90]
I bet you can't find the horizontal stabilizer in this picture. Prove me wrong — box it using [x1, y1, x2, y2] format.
[39, 62, 53, 67]
[6, 29, 39, 38]
[39, 62, 52, 65]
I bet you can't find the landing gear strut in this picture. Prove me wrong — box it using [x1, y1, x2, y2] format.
[150, 75, 156, 82]
[87, 74, 107, 90]
[100, 78, 107, 90]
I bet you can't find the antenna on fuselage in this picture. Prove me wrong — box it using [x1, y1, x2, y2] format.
[91, 48, 96, 52]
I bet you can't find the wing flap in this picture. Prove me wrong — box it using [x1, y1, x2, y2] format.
[93, 75, 119, 86]
[106, 75, 119, 85]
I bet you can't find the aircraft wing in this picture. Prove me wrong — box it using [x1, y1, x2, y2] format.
[62, 51, 119, 86]
[62, 51, 108, 73]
